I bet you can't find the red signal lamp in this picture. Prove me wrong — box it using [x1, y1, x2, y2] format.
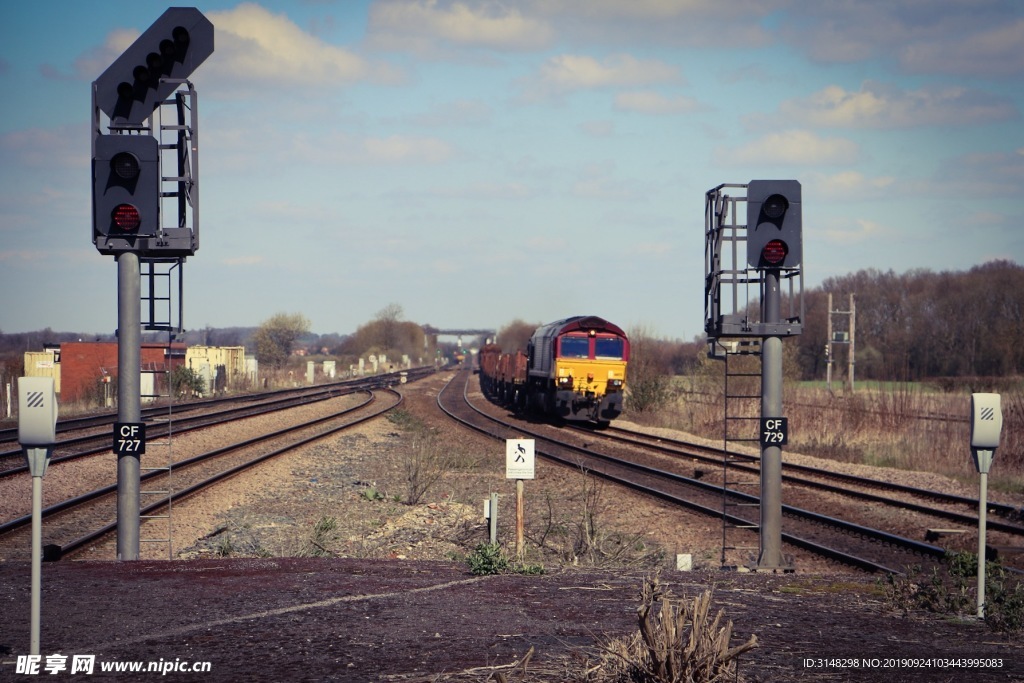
[112, 204, 141, 232]
[761, 239, 788, 266]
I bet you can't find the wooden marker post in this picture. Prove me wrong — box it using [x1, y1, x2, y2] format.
[505, 439, 535, 563]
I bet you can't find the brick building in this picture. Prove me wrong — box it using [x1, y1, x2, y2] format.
[58, 342, 187, 403]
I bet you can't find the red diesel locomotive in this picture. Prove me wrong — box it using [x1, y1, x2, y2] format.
[479, 315, 629, 425]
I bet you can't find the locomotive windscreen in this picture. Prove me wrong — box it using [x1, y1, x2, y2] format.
[595, 337, 625, 359]
[560, 336, 589, 358]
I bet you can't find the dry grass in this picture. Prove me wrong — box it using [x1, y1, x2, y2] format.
[655, 377, 1024, 494]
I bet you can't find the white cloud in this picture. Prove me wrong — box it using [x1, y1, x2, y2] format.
[784, 4, 1024, 79]
[362, 135, 455, 164]
[427, 182, 534, 200]
[71, 28, 139, 81]
[571, 161, 646, 200]
[626, 241, 674, 258]
[899, 18, 1024, 78]
[205, 3, 403, 92]
[519, 53, 682, 101]
[823, 218, 884, 246]
[614, 90, 700, 115]
[539, 53, 680, 90]
[813, 171, 897, 200]
[724, 130, 860, 166]
[408, 99, 494, 127]
[223, 255, 265, 266]
[0, 125, 85, 169]
[528, 0, 777, 48]
[257, 130, 457, 166]
[368, 0, 555, 53]
[768, 81, 1018, 129]
[579, 120, 615, 137]
[933, 149, 1024, 196]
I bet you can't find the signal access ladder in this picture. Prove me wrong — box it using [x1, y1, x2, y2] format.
[137, 259, 184, 559]
[716, 339, 762, 568]
[139, 359, 175, 560]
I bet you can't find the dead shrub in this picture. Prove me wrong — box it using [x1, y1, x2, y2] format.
[584, 574, 757, 682]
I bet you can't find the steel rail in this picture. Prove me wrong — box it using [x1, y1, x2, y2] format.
[0, 390, 390, 541]
[0, 367, 432, 445]
[57, 388, 404, 559]
[600, 424, 1024, 524]
[570, 425, 1024, 537]
[0, 370, 429, 476]
[438, 370, 928, 573]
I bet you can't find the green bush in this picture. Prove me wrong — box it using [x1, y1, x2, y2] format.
[885, 551, 1024, 633]
[467, 543, 509, 575]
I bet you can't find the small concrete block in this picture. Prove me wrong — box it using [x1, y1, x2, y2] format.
[675, 553, 693, 571]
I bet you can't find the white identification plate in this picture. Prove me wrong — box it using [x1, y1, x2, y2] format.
[505, 439, 535, 480]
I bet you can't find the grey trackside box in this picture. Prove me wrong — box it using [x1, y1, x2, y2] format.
[18, 377, 58, 446]
[970, 393, 1002, 450]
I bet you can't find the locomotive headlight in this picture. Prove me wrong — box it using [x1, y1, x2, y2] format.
[558, 375, 573, 388]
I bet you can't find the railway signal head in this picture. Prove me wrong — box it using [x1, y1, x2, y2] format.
[92, 134, 159, 254]
[747, 179, 802, 269]
[93, 7, 214, 125]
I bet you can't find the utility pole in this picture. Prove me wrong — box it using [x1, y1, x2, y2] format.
[826, 293, 856, 392]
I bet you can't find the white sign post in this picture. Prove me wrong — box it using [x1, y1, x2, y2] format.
[18, 377, 58, 656]
[970, 393, 1003, 619]
[506, 439, 535, 561]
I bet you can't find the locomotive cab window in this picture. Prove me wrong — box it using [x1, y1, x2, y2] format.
[560, 335, 590, 359]
[594, 336, 624, 360]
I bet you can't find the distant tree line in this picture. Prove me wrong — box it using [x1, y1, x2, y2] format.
[4, 263, 1021, 384]
[797, 260, 1024, 382]
[618, 261, 1024, 400]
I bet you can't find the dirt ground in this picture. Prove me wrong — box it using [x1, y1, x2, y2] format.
[1, 558, 1022, 682]
[2, 370, 1023, 681]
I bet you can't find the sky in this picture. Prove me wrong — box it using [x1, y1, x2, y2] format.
[1, 0, 1022, 341]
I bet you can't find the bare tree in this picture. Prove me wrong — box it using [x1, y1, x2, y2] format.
[626, 326, 674, 413]
[496, 319, 541, 352]
[375, 303, 403, 354]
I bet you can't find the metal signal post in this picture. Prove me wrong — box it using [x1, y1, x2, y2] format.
[705, 180, 803, 572]
[91, 8, 213, 560]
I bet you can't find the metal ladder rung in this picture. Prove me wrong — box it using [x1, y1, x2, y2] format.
[721, 344, 764, 568]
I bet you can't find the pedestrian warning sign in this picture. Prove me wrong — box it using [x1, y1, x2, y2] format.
[505, 439, 535, 480]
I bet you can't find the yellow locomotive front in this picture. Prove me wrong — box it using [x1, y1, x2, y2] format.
[526, 316, 629, 425]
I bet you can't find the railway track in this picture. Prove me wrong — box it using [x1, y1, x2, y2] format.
[440, 368, 1014, 574]
[0, 370, 430, 477]
[571, 424, 1024, 537]
[0, 387, 405, 561]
